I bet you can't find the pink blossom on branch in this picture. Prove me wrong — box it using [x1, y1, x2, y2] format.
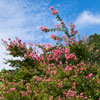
[88, 73, 93, 78]
[55, 10, 58, 14]
[50, 6, 54, 10]
[10, 88, 15, 91]
[50, 6, 59, 15]
[40, 26, 47, 32]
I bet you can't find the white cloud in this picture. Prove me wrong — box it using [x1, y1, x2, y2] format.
[75, 11, 100, 28]
[0, 0, 56, 71]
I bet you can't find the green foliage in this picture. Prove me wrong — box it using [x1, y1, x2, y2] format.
[88, 33, 100, 64]
[69, 42, 89, 64]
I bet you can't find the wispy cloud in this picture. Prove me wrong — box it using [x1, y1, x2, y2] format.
[75, 11, 100, 28]
[0, 0, 57, 70]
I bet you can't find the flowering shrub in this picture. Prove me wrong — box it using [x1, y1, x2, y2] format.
[0, 6, 100, 100]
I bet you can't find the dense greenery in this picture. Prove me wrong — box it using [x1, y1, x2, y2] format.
[87, 33, 100, 64]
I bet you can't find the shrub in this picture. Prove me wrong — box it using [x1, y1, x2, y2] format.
[0, 6, 100, 100]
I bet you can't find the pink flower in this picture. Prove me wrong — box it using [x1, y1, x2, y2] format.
[50, 6, 54, 10]
[58, 83, 63, 88]
[1, 85, 5, 90]
[80, 93, 84, 96]
[29, 53, 34, 57]
[67, 54, 75, 60]
[49, 96, 53, 100]
[18, 39, 21, 43]
[28, 90, 32, 94]
[54, 71, 57, 75]
[40, 26, 43, 29]
[7, 46, 10, 50]
[58, 79, 61, 82]
[74, 30, 78, 34]
[64, 66, 68, 72]
[26, 83, 29, 86]
[84, 97, 88, 99]
[21, 91, 25, 96]
[36, 56, 40, 62]
[56, 57, 59, 62]
[27, 86, 30, 90]
[65, 48, 69, 54]
[72, 81, 77, 86]
[9, 42, 12, 45]
[86, 76, 88, 79]
[50, 6, 58, 15]
[1, 94, 4, 99]
[10, 88, 15, 91]
[55, 10, 58, 14]
[80, 67, 84, 71]
[51, 34, 55, 39]
[7, 90, 10, 94]
[71, 31, 74, 35]
[43, 27, 47, 31]
[68, 67, 73, 71]
[40, 26, 47, 31]
[8, 38, 11, 41]
[58, 96, 61, 100]
[27, 51, 30, 54]
[50, 63, 55, 66]
[35, 76, 42, 83]
[59, 61, 62, 65]
[26, 92, 28, 96]
[72, 24, 75, 29]
[88, 73, 93, 78]
[1, 78, 4, 82]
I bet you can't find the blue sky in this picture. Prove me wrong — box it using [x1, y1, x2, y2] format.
[0, 0, 100, 70]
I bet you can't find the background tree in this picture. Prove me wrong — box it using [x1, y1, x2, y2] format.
[87, 33, 100, 64]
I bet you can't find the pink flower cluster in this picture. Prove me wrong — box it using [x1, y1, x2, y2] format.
[7, 38, 41, 63]
[40, 26, 47, 32]
[65, 48, 77, 60]
[49, 96, 53, 100]
[10, 88, 15, 91]
[58, 82, 63, 88]
[20, 83, 32, 97]
[86, 73, 93, 79]
[50, 6, 58, 15]
[7, 38, 26, 50]
[70, 22, 78, 35]
[62, 35, 69, 43]
[64, 90, 88, 99]
[64, 90, 77, 98]
[50, 34, 59, 40]
[35, 76, 42, 83]
[51, 47, 63, 62]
